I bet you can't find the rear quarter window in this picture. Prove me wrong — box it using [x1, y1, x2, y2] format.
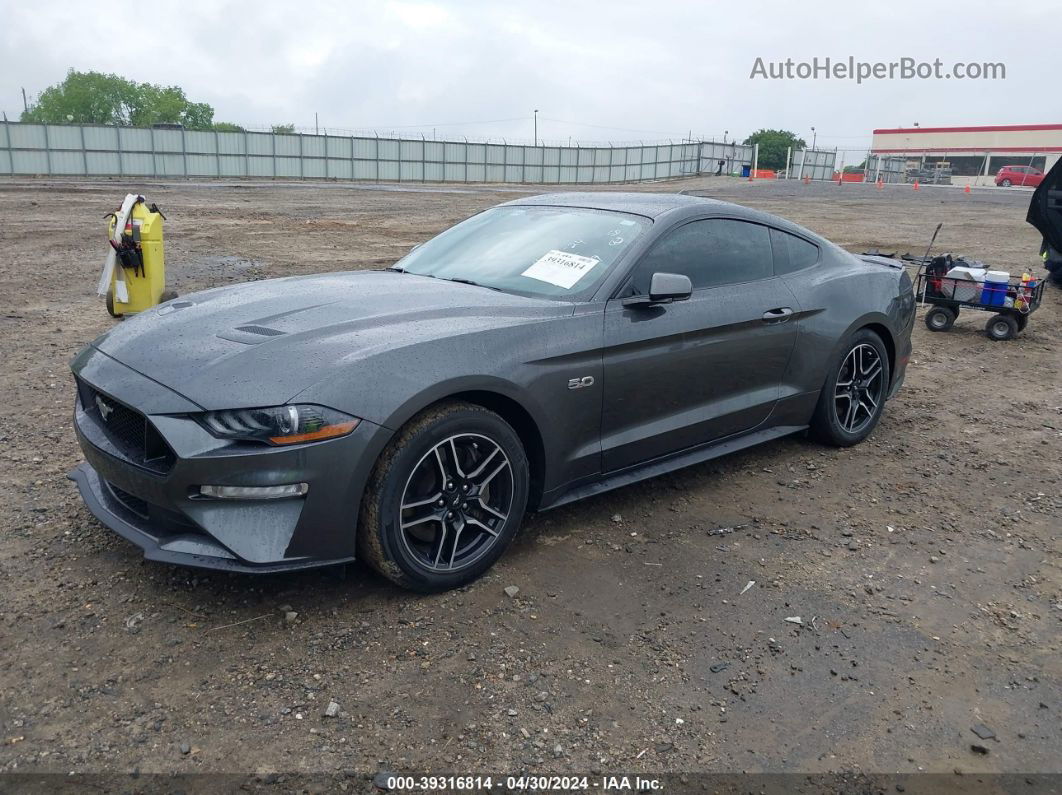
[770, 228, 820, 275]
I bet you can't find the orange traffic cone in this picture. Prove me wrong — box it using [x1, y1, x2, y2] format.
[876, 178, 883, 190]
[803, 175, 810, 185]
[913, 180, 920, 191]
[964, 184, 971, 194]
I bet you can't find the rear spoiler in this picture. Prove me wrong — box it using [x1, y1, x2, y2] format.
[858, 254, 904, 270]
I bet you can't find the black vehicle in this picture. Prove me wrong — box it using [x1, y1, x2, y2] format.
[1028, 156, 1062, 287]
[70, 193, 915, 591]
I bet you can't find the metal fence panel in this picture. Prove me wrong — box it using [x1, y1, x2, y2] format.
[50, 150, 82, 174]
[248, 155, 272, 177]
[186, 131, 216, 154]
[330, 159, 353, 179]
[0, 121, 761, 184]
[789, 149, 837, 181]
[247, 133, 272, 156]
[10, 124, 46, 148]
[219, 155, 245, 177]
[83, 126, 118, 150]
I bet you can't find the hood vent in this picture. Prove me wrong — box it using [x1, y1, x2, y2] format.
[216, 325, 287, 345]
[235, 324, 285, 336]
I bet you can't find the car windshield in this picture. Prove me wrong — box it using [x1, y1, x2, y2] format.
[393, 206, 651, 301]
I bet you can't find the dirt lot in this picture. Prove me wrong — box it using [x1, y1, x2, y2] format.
[0, 176, 1059, 784]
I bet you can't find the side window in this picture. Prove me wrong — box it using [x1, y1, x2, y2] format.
[627, 219, 772, 295]
[770, 227, 820, 275]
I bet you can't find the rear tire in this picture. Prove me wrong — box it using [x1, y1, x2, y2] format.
[810, 329, 891, 447]
[1000, 179, 1012, 187]
[985, 313, 1018, 341]
[358, 402, 529, 592]
[924, 305, 956, 332]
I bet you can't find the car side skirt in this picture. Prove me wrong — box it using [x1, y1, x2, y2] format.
[540, 423, 808, 511]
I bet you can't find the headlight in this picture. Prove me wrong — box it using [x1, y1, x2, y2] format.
[196, 405, 360, 446]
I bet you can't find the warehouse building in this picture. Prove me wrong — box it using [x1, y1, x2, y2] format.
[870, 124, 1062, 180]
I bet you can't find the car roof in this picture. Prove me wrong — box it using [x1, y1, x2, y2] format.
[500, 191, 729, 219]
[498, 191, 826, 244]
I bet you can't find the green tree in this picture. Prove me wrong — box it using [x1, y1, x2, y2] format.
[742, 129, 807, 171]
[212, 122, 245, 132]
[271, 124, 296, 134]
[21, 69, 216, 129]
[22, 70, 138, 125]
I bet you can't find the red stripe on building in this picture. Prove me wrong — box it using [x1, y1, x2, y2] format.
[871, 146, 1062, 153]
[872, 124, 1062, 135]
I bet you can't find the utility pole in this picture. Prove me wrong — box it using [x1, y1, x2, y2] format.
[315, 112, 319, 135]
[811, 126, 817, 151]
[533, 109, 539, 147]
[21, 87, 28, 112]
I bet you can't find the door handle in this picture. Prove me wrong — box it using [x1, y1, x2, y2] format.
[762, 307, 794, 323]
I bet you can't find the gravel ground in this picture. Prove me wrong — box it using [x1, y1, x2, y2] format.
[0, 176, 1059, 783]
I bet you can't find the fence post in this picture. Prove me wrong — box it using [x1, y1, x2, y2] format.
[0, 118, 9, 174]
[350, 134, 355, 181]
[784, 146, 792, 179]
[751, 143, 759, 179]
[79, 124, 88, 176]
[272, 129, 277, 179]
[421, 134, 426, 183]
[464, 136, 468, 183]
[243, 129, 250, 178]
[298, 131, 304, 179]
[214, 129, 221, 178]
[502, 138, 508, 184]
[42, 123, 52, 176]
[116, 124, 124, 176]
[181, 127, 188, 178]
[375, 133, 380, 183]
[150, 126, 157, 177]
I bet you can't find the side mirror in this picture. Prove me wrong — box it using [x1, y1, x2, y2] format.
[622, 272, 693, 307]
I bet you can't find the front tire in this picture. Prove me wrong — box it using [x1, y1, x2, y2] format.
[810, 329, 891, 447]
[1000, 179, 1012, 187]
[924, 305, 956, 332]
[358, 402, 529, 592]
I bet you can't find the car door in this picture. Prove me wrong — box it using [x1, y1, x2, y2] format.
[600, 218, 800, 472]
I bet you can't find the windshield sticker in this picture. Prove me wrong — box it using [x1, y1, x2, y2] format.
[522, 250, 601, 289]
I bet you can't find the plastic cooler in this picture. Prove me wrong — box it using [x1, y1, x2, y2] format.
[944, 266, 985, 302]
[981, 270, 1010, 306]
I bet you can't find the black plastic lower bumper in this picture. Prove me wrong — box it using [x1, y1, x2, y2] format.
[69, 462, 354, 573]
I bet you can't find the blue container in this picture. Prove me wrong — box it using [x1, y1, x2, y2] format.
[741, 164, 751, 178]
[982, 273, 1009, 306]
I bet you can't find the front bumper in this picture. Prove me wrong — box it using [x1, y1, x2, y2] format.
[69, 346, 391, 573]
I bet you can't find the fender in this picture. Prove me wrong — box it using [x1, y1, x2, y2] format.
[382, 374, 549, 435]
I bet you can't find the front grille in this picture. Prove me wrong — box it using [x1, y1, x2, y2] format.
[76, 378, 176, 474]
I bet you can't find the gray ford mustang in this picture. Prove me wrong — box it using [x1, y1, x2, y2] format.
[70, 192, 914, 591]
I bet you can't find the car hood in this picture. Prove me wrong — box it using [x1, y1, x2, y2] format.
[1027, 157, 1062, 253]
[93, 270, 571, 410]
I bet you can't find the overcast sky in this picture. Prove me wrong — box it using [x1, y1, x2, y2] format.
[1, 0, 1057, 153]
